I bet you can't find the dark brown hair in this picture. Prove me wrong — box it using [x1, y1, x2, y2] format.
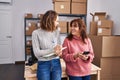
[40, 10, 58, 32]
[67, 18, 88, 43]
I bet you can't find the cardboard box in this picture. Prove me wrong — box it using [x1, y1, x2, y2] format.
[25, 13, 33, 18]
[53, 0, 70, 2]
[89, 21, 97, 35]
[90, 12, 106, 21]
[97, 20, 113, 28]
[54, 2, 70, 14]
[59, 21, 68, 33]
[26, 40, 32, 46]
[26, 22, 37, 35]
[89, 35, 120, 70]
[68, 22, 71, 33]
[71, 2, 87, 14]
[97, 27, 112, 36]
[26, 47, 31, 55]
[37, 14, 44, 19]
[100, 58, 120, 80]
[89, 36, 120, 59]
[94, 12, 106, 20]
[72, 0, 87, 2]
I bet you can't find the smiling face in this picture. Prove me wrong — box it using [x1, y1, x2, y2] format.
[68, 19, 87, 43]
[70, 22, 80, 37]
[54, 16, 59, 27]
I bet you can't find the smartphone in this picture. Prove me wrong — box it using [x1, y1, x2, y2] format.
[83, 51, 90, 55]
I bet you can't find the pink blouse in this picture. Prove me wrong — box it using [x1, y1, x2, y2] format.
[62, 36, 94, 76]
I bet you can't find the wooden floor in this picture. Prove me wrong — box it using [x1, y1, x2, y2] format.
[0, 62, 25, 80]
[0, 62, 67, 80]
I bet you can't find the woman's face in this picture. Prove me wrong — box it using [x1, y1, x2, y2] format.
[54, 16, 59, 27]
[70, 22, 80, 37]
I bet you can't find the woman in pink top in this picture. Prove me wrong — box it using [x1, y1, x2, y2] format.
[62, 18, 94, 80]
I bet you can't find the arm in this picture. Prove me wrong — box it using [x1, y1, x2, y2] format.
[81, 38, 94, 63]
[87, 38, 94, 62]
[62, 38, 77, 62]
[32, 30, 54, 58]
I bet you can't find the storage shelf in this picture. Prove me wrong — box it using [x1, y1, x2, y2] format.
[25, 18, 40, 20]
[24, 17, 40, 61]
[59, 14, 86, 17]
[59, 14, 87, 24]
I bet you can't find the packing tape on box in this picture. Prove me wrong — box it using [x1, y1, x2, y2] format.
[94, 16, 99, 22]
[60, 5, 64, 9]
[97, 20, 101, 26]
[98, 28, 102, 33]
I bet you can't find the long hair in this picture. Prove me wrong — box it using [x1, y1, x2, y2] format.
[67, 18, 88, 44]
[40, 10, 58, 32]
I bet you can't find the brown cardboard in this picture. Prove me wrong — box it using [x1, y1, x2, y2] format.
[26, 47, 31, 55]
[89, 35, 120, 68]
[89, 21, 97, 35]
[26, 22, 37, 35]
[100, 58, 120, 80]
[72, 0, 87, 2]
[37, 14, 44, 19]
[59, 21, 68, 33]
[53, 0, 70, 2]
[54, 2, 70, 14]
[90, 12, 106, 21]
[71, 2, 87, 14]
[97, 20, 113, 28]
[25, 13, 33, 18]
[94, 12, 106, 20]
[26, 40, 32, 46]
[89, 35, 120, 59]
[97, 27, 112, 36]
[68, 22, 70, 33]
[89, 35, 120, 80]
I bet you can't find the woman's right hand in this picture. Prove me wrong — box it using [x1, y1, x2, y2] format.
[74, 52, 89, 60]
[54, 45, 62, 57]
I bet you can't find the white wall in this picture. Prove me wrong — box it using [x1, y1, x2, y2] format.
[99, 0, 120, 35]
[87, 0, 101, 33]
[10, 0, 120, 61]
[87, 0, 120, 35]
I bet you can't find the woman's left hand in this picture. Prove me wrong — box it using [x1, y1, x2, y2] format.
[80, 54, 89, 61]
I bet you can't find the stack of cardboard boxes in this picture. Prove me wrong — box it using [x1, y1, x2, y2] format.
[89, 35, 120, 80]
[53, 0, 87, 14]
[25, 13, 41, 58]
[89, 12, 113, 36]
[89, 12, 120, 80]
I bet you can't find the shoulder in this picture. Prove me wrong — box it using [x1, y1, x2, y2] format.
[32, 29, 42, 36]
[33, 28, 41, 32]
[86, 37, 90, 41]
[85, 37, 92, 44]
[55, 27, 60, 33]
[64, 38, 70, 43]
[53, 28, 60, 36]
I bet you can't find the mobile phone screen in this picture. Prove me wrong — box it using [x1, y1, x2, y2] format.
[83, 51, 90, 55]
